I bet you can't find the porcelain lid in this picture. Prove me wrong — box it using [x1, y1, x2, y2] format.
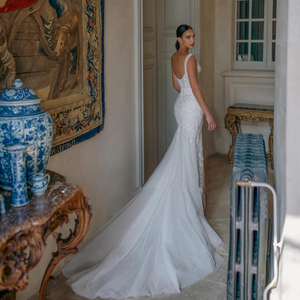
[0, 79, 40, 102]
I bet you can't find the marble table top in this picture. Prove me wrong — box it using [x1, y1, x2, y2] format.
[229, 103, 274, 111]
[0, 171, 80, 245]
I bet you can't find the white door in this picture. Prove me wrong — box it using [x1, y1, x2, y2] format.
[143, 0, 158, 182]
[156, 0, 200, 161]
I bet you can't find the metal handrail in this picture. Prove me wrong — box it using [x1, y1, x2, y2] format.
[236, 180, 284, 300]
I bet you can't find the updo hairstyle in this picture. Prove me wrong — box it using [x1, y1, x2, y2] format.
[175, 24, 193, 50]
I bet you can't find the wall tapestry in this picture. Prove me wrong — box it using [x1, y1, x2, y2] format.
[0, 0, 105, 155]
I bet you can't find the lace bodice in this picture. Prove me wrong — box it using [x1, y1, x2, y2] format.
[174, 54, 201, 91]
[174, 54, 203, 139]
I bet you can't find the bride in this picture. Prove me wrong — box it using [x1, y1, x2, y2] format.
[62, 24, 224, 299]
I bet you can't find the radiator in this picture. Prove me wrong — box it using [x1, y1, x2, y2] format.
[227, 134, 269, 300]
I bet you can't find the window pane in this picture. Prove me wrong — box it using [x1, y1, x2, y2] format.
[251, 21, 264, 40]
[273, 0, 277, 18]
[251, 43, 263, 61]
[272, 42, 276, 61]
[272, 21, 276, 40]
[237, 22, 249, 40]
[237, 0, 250, 19]
[236, 42, 249, 61]
[252, 0, 265, 19]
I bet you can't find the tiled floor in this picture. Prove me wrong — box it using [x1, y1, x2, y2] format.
[29, 154, 272, 300]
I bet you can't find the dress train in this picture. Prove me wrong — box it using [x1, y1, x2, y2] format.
[62, 54, 224, 299]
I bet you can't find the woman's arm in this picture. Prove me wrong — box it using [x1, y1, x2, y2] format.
[187, 56, 216, 131]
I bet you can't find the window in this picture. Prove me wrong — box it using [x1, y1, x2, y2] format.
[235, 0, 277, 70]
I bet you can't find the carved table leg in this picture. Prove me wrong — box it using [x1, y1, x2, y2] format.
[39, 189, 92, 300]
[225, 114, 237, 163]
[235, 118, 242, 134]
[267, 118, 274, 169]
[0, 228, 45, 292]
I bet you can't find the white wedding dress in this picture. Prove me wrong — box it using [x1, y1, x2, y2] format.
[62, 54, 224, 299]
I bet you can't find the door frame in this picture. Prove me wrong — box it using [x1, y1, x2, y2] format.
[134, 0, 144, 187]
[134, 0, 201, 187]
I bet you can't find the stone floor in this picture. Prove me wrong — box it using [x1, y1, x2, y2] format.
[28, 154, 273, 300]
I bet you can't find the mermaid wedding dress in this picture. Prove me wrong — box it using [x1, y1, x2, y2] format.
[62, 54, 224, 299]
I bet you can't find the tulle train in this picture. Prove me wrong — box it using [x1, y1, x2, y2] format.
[62, 127, 224, 299]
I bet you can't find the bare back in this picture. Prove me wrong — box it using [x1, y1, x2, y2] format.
[171, 52, 190, 79]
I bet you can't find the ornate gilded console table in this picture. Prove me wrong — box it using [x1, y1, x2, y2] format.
[225, 103, 274, 168]
[0, 172, 92, 300]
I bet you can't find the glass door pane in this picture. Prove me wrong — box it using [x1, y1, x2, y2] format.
[235, 0, 268, 67]
[237, 22, 249, 40]
[272, 43, 276, 61]
[252, 0, 265, 18]
[273, 0, 277, 18]
[251, 21, 264, 40]
[251, 43, 264, 61]
[236, 42, 249, 61]
[237, 0, 250, 19]
[272, 21, 276, 40]
[271, 0, 277, 62]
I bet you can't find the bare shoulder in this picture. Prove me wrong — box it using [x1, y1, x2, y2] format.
[172, 51, 179, 58]
[171, 52, 178, 64]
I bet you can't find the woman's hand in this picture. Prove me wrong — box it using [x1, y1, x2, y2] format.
[205, 113, 216, 131]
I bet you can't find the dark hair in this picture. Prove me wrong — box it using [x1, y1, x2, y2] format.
[175, 24, 193, 50]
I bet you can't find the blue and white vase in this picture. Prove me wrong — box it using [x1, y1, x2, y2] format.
[0, 79, 54, 190]
[4, 143, 29, 207]
[29, 173, 51, 196]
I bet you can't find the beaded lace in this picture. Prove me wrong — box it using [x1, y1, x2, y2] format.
[174, 54, 205, 192]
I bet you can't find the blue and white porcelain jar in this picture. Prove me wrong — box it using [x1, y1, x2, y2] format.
[29, 173, 51, 196]
[4, 143, 30, 207]
[0, 79, 54, 190]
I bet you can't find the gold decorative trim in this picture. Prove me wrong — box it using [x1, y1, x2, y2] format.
[225, 107, 274, 168]
[39, 188, 92, 300]
[0, 188, 92, 300]
[0, 227, 45, 291]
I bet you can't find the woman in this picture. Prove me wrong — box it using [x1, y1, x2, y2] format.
[62, 24, 224, 299]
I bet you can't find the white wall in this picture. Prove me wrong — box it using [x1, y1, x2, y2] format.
[18, 1, 137, 299]
[201, 0, 233, 156]
[271, 0, 300, 299]
[212, 0, 233, 154]
[200, 0, 216, 157]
